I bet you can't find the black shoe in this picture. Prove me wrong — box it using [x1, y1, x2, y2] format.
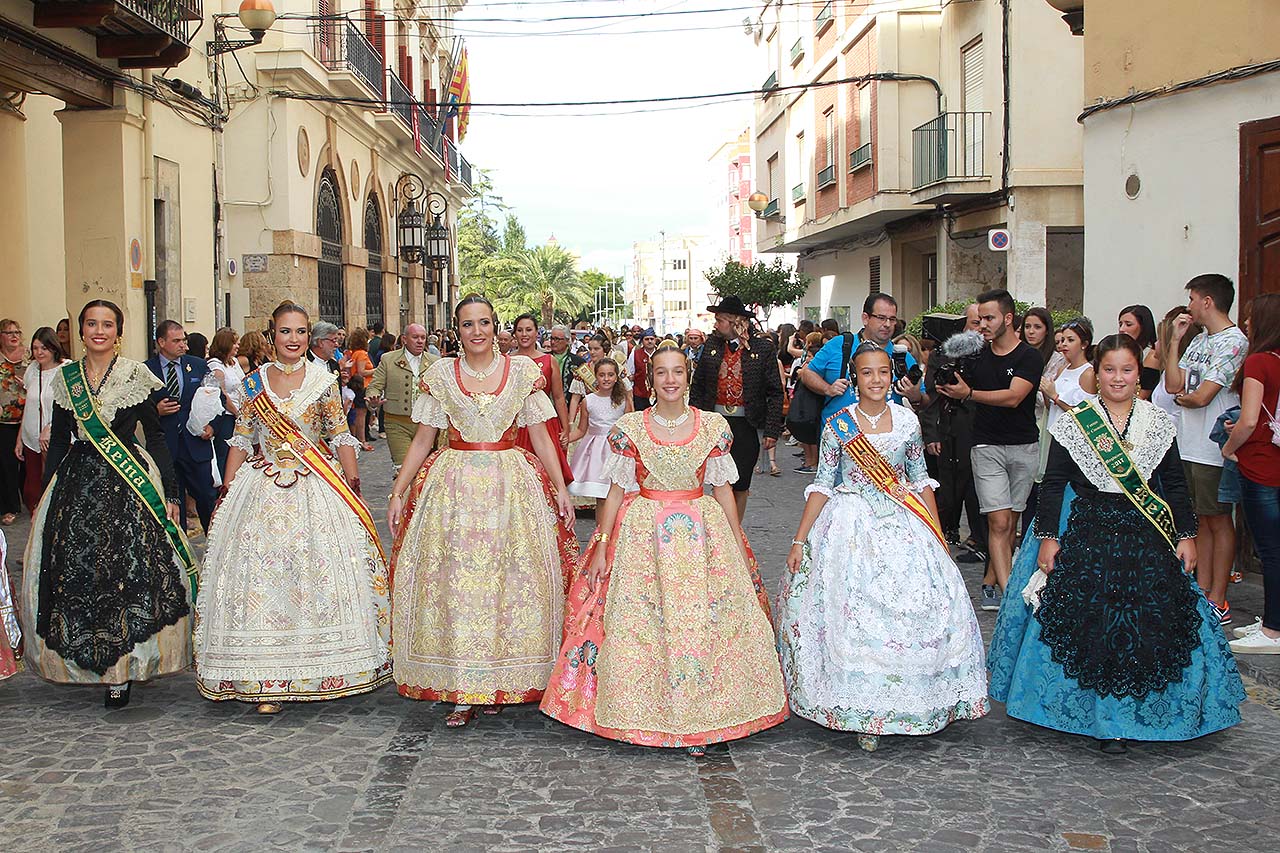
[1098, 738, 1128, 755]
[792, 451, 806, 458]
[956, 550, 987, 564]
[105, 682, 131, 709]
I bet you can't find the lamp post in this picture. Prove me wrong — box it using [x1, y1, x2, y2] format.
[210, 0, 278, 56]
[395, 173, 450, 329]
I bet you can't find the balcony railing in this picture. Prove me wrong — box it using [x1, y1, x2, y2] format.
[817, 164, 836, 188]
[849, 142, 872, 171]
[912, 111, 990, 189]
[386, 68, 413, 128]
[760, 198, 779, 218]
[442, 133, 460, 177]
[33, 1, 203, 66]
[790, 38, 804, 66]
[315, 16, 385, 97]
[459, 155, 473, 191]
[815, 1, 833, 32]
[762, 70, 779, 97]
[792, 182, 806, 203]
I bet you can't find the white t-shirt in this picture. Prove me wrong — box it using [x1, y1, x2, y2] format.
[20, 360, 71, 450]
[1046, 362, 1096, 432]
[1177, 326, 1249, 467]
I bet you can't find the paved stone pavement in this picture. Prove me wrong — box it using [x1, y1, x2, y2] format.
[2, 435, 1278, 852]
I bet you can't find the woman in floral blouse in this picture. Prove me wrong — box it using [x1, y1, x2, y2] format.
[0, 318, 29, 525]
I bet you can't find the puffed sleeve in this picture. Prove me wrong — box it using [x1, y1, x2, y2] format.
[1154, 440, 1198, 540]
[517, 388, 556, 427]
[601, 424, 638, 491]
[902, 412, 940, 493]
[805, 424, 844, 500]
[411, 380, 449, 428]
[569, 378, 587, 397]
[704, 420, 738, 487]
[320, 379, 362, 448]
[228, 400, 258, 455]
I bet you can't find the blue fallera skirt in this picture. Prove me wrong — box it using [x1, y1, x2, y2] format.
[987, 487, 1245, 741]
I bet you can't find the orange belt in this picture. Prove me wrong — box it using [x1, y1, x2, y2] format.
[448, 425, 518, 451]
[639, 487, 704, 501]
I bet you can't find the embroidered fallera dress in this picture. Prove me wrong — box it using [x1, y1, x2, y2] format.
[21, 358, 194, 684]
[989, 399, 1245, 740]
[1, 531, 20, 680]
[391, 355, 578, 704]
[515, 352, 574, 485]
[567, 393, 629, 499]
[195, 361, 392, 702]
[776, 403, 989, 735]
[540, 409, 789, 747]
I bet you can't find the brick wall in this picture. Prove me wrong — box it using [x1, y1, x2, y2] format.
[844, 23, 878, 206]
[814, 69, 840, 220]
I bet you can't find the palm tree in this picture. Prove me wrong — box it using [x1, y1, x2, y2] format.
[495, 244, 595, 328]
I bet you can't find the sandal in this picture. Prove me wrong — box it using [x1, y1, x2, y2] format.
[445, 705, 477, 727]
[686, 745, 706, 757]
[256, 702, 283, 715]
[769, 463, 781, 477]
[857, 734, 880, 752]
[753, 466, 763, 475]
[481, 705, 503, 716]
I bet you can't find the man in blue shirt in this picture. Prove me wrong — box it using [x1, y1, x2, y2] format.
[799, 293, 923, 426]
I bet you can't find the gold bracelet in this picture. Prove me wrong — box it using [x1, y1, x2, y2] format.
[596, 531, 610, 544]
[389, 491, 402, 501]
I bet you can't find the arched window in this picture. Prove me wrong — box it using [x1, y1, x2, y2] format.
[364, 195, 384, 327]
[317, 168, 345, 325]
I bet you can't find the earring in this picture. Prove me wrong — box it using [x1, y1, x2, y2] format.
[113, 338, 122, 356]
[492, 338, 501, 356]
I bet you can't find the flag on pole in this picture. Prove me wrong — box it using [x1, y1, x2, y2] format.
[445, 46, 470, 142]
[411, 100, 422, 156]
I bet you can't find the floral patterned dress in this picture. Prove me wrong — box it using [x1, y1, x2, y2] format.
[0, 531, 20, 680]
[540, 409, 789, 747]
[391, 355, 578, 704]
[776, 403, 988, 735]
[195, 361, 392, 702]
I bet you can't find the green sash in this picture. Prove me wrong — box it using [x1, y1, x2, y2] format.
[62, 361, 198, 598]
[1069, 401, 1178, 551]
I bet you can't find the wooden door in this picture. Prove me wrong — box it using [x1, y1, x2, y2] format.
[1240, 115, 1280, 310]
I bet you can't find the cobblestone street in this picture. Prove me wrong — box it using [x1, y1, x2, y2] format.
[2, 439, 1278, 852]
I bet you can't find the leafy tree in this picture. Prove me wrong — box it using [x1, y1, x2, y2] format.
[456, 170, 506, 294]
[704, 258, 810, 322]
[904, 299, 1079, 338]
[574, 269, 626, 324]
[502, 215, 527, 255]
[489, 243, 595, 327]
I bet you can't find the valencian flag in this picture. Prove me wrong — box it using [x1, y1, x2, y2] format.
[445, 46, 470, 142]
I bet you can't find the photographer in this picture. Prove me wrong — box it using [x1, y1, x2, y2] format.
[939, 289, 1044, 611]
[921, 304, 989, 575]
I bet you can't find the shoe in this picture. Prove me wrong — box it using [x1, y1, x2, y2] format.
[793, 451, 806, 458]
[795, 466, 817, 474]
[1233, 617, 1264, 639]
[1098, 739, 1128, 755]
[785, 436, 798, 446]
[980, 585, 1000, 611]
[686, 745, 707, 757]
[104, 682, 131, 708]
[1229, 630, 1280, 654]
[1210, 600, 1233, 626]
[857, 734, 880, 752]
[1230, 568, 1244, 584]
[945, 530, 961, 547]
[256, 702, 283, 715]
[957, 549, 987, 564]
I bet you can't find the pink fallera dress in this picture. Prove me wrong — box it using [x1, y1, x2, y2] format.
[568, 393, 628, 499]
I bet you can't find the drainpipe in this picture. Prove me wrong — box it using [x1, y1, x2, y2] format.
[141, 69, 156, 351]
[1000, 0, 1011, 194]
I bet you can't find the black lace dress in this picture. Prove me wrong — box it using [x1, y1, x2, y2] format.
[20, 358, 193, 683]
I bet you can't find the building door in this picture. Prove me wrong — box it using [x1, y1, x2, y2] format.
[317, 168, 345, 326]
[364, 195, 384, 328]
[1240, 115, 1280, 309]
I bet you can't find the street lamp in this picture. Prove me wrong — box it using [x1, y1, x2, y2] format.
[395, 173, 450, 327]
[747, 191, 770, 213]
[210, 0, 278, 56]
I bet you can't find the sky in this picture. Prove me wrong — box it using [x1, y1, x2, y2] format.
[455, 0, 760, 279]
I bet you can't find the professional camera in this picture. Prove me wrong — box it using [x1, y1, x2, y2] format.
[892, 343, 924, 385]
[933, 330, 985, 389]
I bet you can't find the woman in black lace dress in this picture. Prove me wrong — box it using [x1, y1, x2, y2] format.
[20, 301, 195, 708]
[988, 335, 1244, 753]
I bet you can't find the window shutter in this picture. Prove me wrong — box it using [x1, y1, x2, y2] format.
[869, 256, 881, 294]
[961, 39, 983, 113]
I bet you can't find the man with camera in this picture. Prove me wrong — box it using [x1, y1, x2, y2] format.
[939, 289, 1044, 610]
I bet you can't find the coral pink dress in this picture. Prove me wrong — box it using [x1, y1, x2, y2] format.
[540, 409, 788, 747]
[515, 352, 574, 485]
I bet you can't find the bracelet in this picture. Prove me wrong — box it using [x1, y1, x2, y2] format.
[596, 531, 611, 544]
[963, 390, 973, 403]
[388, 491, 402, 501]
[791, 539, 804, 547]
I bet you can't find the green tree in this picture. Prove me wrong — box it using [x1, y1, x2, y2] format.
[575, 268, 626, 324]
[490, 243, 596, 327]
[501, 214, 527, 254]
[456, 170, 506, 294]
[704, 258, 810, 322]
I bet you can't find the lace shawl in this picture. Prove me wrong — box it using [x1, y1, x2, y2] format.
[1047, 399, 1174, 494]
[51, 358, 161, 439]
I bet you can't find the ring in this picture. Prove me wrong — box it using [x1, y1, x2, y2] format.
[1037, 562, 1049, 569]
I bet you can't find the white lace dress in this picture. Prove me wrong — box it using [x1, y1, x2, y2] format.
[195, 361, 392, 702]
[775, 403, 989, 734]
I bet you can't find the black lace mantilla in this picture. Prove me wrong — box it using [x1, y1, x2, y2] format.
[36, 442, 189, 674]
[1035, 492, 1202, 700]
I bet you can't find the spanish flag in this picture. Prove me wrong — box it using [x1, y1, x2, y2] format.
[446, 47, 470, 142]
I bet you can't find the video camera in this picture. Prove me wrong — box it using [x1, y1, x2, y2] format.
[920, 313, 983, 391]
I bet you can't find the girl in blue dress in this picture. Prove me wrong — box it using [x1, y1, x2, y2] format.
[988, 334, 1244, 753]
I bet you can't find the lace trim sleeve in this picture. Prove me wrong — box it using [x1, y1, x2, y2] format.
[704, 453, 738, 487]
[803, 482, 834, 500]
[518, 389, 556, 427]
[412, 392, 449, 428]
[908, 476, 942, 494]
[51, 368, 73, 410]
[569, 378, 587, 397]
[228, 435, 255, 454]
[328, 431, 363, 449]
[602, 451, 638, 491]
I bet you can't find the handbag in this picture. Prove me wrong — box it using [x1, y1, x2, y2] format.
[787, 381, 824, 427]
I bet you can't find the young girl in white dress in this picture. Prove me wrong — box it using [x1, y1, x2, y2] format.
[567, 358, 632, 506]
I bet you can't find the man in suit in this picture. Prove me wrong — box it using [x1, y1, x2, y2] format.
[366, 323, 437, 472]
[310, 321, 342, 374]
[689, 296, 784, 522]
[147, 319, 218, 533]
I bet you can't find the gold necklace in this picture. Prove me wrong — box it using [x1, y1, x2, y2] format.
[651, 407, 691, 436]
[275, 359, 305, 375]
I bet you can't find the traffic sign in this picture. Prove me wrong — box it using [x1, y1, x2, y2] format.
[988, 229, 1010, 252]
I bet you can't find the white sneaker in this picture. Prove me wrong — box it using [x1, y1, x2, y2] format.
[1229, 630, 1280, 655]
[1233, 617, 1264, 639]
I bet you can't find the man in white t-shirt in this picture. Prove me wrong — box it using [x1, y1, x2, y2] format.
[1164, 273, 1249, 625]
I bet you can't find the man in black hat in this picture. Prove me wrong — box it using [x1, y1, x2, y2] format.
[690, 296, 784, 520]
[626, 327, 659, 411]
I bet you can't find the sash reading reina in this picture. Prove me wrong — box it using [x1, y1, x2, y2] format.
[1068, 401, 1179, 551]
[243, 371, 387, 563]
[825, 409, 947, 548]
[62, 361, 198, 599]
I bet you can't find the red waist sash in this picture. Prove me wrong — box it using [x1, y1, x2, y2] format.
[638, 487, 704, 501]
[448, 425, 518, 451]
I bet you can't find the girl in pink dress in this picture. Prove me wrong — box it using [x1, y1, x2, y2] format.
[512, 315, 574, 485]
[567, 358, 632, 507]
[0, 531, 19, 680]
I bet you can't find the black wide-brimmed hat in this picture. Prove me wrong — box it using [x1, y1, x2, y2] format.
[706, 295, 754, 318]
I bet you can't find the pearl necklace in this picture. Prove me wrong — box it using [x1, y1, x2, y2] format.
[651, 407, 691, 436]
[855, 403, 889, 431]
[459, 354, 500, 380]
[275, 359, 305, 375]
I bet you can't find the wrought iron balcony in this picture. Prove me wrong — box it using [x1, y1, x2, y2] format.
[912, 111, 991, 190]
[792, 182, 806, 203]
[849, 142, 872, 171]
[459, 155, 473, 191]
[385, 68, 413, 129]
[817, 164, 836, 188]
[815, 1, 833, 32]
[315, 16, 384, 98]
[31, 0, 203, 68]
[762, 70, 778, 97]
